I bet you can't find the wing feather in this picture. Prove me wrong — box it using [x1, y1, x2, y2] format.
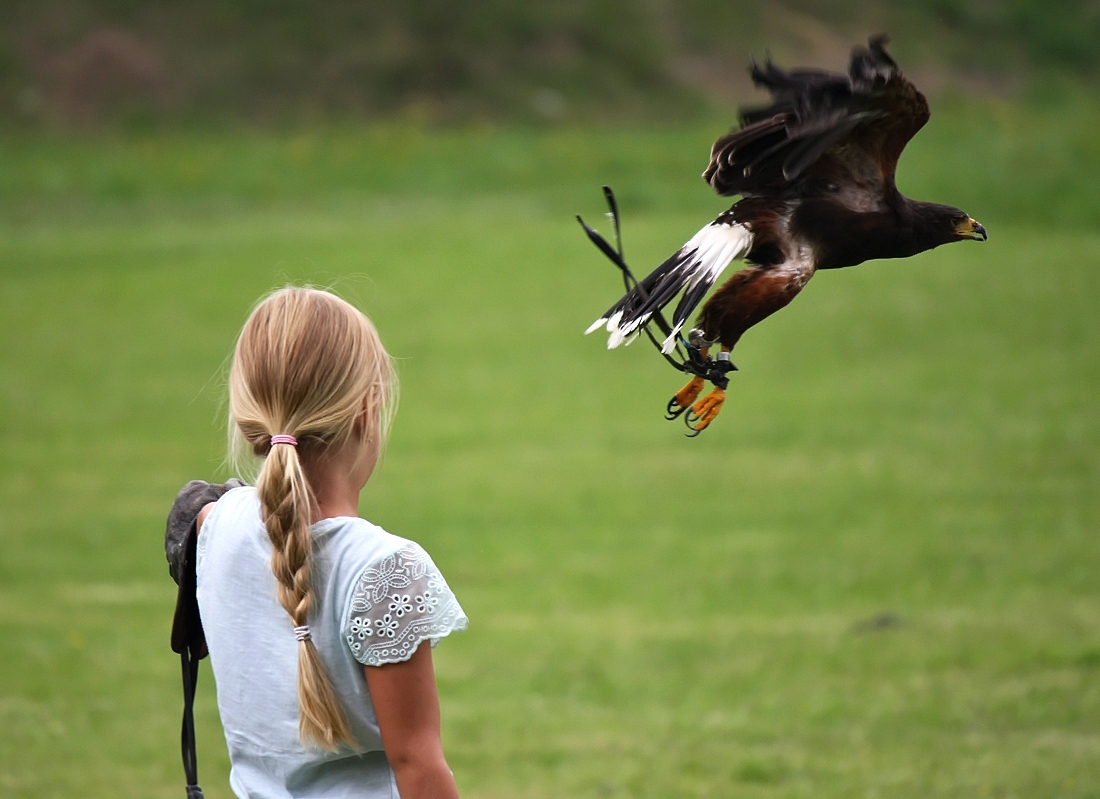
[703, 36, 928, 204]
[585, 220, 752, 351]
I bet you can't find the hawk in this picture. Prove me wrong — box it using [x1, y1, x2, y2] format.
[582, 36, 987, 433]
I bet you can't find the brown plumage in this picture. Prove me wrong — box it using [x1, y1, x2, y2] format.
[585, 36, 986, 433]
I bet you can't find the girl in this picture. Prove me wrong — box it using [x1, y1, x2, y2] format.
[194, 287, 466, 798]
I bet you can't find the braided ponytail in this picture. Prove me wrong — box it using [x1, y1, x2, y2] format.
[229, 287, 396, 751]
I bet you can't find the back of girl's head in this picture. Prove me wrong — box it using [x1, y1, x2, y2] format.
[227, 286, 396, 751]
[229, 286, 395, 467]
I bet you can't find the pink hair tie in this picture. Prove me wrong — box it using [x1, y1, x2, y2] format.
[270, 434, 298, 447]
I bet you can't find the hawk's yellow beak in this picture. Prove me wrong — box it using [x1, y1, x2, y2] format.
[955, 217, 988, 241]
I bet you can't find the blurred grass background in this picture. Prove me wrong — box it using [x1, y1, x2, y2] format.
[1, 2, 1099, 798]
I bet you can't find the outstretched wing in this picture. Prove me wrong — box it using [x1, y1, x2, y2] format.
[586, 218, 752, 352]
[704, 36, 929, 207]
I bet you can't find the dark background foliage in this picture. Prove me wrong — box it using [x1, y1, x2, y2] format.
[2, 0, 1098, 128]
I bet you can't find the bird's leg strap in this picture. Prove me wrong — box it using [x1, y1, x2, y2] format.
[709, 350, 736, 389]
[681, 342, 737, 388]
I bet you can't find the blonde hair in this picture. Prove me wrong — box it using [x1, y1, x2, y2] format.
[228, 286, 396, 750]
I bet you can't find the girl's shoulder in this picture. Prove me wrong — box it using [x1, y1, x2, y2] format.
[317, 514, 408, 558]
[196, 484, 257, 564]
[317, 516, 428, 591]
[197, 483, 254, 532]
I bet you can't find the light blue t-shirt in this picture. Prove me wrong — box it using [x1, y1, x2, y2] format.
[196, 486, 467, 798]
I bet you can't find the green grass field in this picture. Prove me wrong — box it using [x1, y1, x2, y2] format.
[1, 104, 1099, 797]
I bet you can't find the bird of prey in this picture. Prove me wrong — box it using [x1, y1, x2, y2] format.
[581, 36, 987, 434]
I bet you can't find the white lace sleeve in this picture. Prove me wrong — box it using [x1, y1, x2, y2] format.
[343, 543, 468, 667]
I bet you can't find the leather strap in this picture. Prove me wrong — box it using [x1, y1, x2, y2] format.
[181, 645, 204, 798]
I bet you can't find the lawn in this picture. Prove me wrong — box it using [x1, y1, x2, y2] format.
[1, 108, 1098, 797]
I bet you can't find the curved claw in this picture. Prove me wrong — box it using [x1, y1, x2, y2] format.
[666, 401, 689, 421]
[665, 376, 705, 420]
[684, 388, 726, 435]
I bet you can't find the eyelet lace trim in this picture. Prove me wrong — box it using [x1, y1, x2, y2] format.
[344, 543, 467, 666]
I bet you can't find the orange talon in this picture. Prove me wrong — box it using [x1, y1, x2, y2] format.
[674, 376, 705, 408]
[666, 376, 705, 419]
[687, 387, 726, 433]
